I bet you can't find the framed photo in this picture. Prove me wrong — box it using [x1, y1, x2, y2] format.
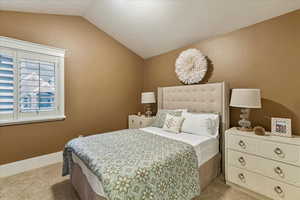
[271, 118, 292, 137]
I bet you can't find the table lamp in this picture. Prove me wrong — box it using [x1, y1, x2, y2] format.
[230, 89, 261, 131]
[141, 92, 156, 117]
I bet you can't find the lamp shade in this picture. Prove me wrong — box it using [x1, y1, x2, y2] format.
[141, 92, 156, 104]
[230, 89, 261, 108]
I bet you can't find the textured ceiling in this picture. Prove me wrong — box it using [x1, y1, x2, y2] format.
[1, 0, 300, 58]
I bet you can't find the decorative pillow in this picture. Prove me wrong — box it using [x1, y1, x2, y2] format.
[162, 114, 185, 133]
[181, 112, 219, 137]
[151, 109, 184, 128]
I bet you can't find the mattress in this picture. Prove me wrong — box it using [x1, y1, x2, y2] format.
[141, 127, 219, 166]
[71, 127, 219, 197]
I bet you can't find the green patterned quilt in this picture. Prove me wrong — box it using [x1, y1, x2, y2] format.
[63, 129, 200, 200]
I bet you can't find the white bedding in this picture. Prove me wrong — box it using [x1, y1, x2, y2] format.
[72, 127, 219, 196]
[141, 127, 219, 166]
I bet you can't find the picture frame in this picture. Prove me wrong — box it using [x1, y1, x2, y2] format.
[271, 118, 292, 137]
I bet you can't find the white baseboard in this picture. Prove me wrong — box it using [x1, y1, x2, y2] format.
[0, 151, 62, 178]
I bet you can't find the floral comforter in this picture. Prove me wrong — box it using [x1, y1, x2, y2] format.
[63, 129, 200, 200]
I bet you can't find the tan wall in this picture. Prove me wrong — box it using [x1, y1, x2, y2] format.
[1, 9, 300, 164]
[144, 10, 300, 135]
[0, 11, 144, 165]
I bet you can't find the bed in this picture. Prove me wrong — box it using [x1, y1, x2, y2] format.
[63, 82, 229, 200]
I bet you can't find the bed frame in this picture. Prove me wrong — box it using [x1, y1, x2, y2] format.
[71, 82, 230, 200]
[158, 82, 230, 174]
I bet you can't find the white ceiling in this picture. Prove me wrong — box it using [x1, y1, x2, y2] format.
[0, 0, 93, 16]
[1, 0, 300, 58]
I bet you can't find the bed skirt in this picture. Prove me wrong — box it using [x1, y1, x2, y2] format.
[71, 153, 221, 200]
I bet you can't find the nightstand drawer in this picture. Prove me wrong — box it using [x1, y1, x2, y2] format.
[128, 115, 154, 129]
[136, 119, 145, 127]
[228, 166, 260, 194]
[228, 166, 300, 200]
[259, 141, 300, 166]
[129, 116, 139, 128]
[227, 134, 258, 154]
[228, 150, 300, 187]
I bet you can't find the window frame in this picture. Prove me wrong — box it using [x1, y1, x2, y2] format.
[0, 36, 65, 126]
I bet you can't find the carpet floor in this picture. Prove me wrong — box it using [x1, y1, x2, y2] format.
[0, 163, 258, 200]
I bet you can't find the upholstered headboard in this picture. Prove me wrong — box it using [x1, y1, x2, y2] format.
[157, 82, 229, 173]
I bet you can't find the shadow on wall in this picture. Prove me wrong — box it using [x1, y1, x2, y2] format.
[199, 57, 214, 84]
[230, 98, 298, 133]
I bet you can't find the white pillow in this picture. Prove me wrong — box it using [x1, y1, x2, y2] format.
[162, 114, 185, 133]
[181, 112, 219, 137]
[151, 109, 185, 128]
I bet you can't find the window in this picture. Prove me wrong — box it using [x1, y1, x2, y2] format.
[0, 37, 65, 125]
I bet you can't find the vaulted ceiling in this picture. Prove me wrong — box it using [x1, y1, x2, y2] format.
[1, 0, 300, 58]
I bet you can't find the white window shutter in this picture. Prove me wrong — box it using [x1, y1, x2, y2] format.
[0, 37, 65, 125]
[19, 59, 56, 113]
[0, 48, 15, 121]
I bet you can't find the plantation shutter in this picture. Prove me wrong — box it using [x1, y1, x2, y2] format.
[0, 48, 15, 120]
[17, 51, 59, 119]
[0, 36, 65, 125]
[19, 59, 56, 113]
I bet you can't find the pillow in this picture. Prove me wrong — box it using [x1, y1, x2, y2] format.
[151, 109, 184, 128]
[162, 114, 185, 133]
[181, 112, 219, 137]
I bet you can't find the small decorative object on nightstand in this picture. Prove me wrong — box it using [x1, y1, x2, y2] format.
[225, 127, 300, 199]
[230, 89, 261, 131]
[128, 115, 155, 129]
[141, 92, 156, 117]
[253, 126, 266, 136]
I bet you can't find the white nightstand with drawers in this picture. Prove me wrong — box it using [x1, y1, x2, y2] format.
[128, 115, 155, 129]
[225, 127, 300, 200]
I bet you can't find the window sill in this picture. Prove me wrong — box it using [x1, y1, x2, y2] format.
[0, 115, 66, 126]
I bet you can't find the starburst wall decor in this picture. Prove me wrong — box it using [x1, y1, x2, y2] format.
[175, 48, 208, 84]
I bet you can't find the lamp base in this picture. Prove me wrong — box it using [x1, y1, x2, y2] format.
[145, 104, 152, 117]
[238, 108, 252, 131]
[237, 127, 253, 132]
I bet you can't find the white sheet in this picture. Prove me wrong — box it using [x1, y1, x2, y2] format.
[141, 127, 219, 166]
[71, 127, 219, 196]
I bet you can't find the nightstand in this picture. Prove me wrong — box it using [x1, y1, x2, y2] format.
[128, 115, 155, 129]
[225, 127, 300, 200]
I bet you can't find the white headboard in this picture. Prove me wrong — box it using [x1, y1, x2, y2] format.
[157, 82, 230, 173]
[157, 82, 229, 134]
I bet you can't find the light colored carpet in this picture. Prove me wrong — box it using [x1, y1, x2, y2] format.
[0, 163, 258, 200]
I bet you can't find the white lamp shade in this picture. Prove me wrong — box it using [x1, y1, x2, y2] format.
[230, 89, 261, 108]
[141, 92, 156, 104]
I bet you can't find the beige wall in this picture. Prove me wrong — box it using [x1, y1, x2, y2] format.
[0, 11, 144, 165]
[1, 9, 300, 165]
[144, 10, 300, 135]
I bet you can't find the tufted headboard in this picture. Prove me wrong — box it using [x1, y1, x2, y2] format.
[157, 82, 230, 173]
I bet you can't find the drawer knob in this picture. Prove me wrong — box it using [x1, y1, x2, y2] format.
[274, 147, 284, 156]
[274, 186, 284, 195]
[238, 173, 245, 182]
[238, 157, 246, 166]
[274, 167, 284, 176]
[238, 140, 246, 149]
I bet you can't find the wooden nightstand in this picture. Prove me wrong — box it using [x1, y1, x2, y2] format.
[128, 115, 155, 129]
[225, 127, 300, 200]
